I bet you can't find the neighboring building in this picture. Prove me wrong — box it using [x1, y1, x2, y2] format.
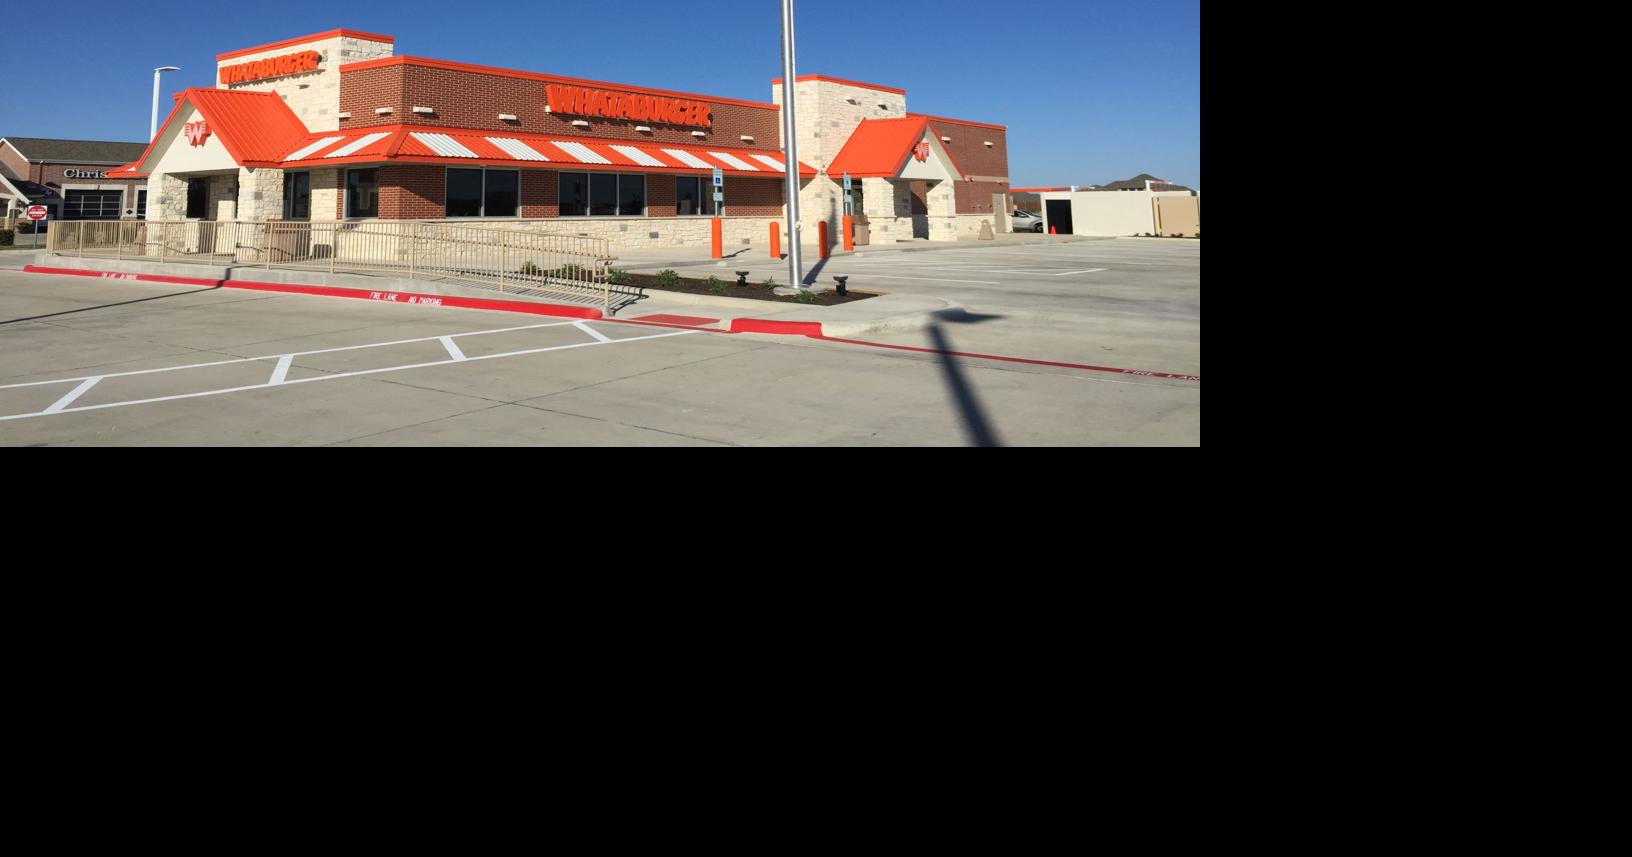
[103, 29, 1014, 249]
[0, 136, 150, 222]
[1029, 184, 1199, 237]
[1098, 173, 1190, 193]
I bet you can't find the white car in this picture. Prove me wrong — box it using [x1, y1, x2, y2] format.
[1011, 210, 1045, 233]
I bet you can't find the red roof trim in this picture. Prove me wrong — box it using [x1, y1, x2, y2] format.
[217, 29, 395, 61]
[771, 75, 907, 96]
[341, 56, 782, 111]
[910, 113, 1008, 132]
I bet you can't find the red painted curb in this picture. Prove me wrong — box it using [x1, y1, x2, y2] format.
[730, 318, 825, 336]
[22, 265, 603, 320]
[812, 335, 1200, 382]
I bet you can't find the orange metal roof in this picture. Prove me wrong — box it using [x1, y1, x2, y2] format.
[108, 87, 313, 178]
[276, 126, 817, 178]
[825, 116, 934, 179]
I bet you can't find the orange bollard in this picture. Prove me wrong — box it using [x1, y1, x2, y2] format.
[770, 222, 781, 259]
[842, 215, 854, 252]
[1050, 225, 1057, 235]
[818, 221, 830, 260]
[711, 217, 723, 259]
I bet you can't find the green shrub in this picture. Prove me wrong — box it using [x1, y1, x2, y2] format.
[762, 276, 778, 289]
[654, 269, 682, 288]
[0, 229, 12, 246]
[16, 221, 36, 234]
[794, 289, 821, 304]
[516, 261, 544, 277]
[609, 269, 634, 285]
[704, 276, 728, 294]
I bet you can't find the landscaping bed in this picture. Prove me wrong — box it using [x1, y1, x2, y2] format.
[613, 269, 878, 306]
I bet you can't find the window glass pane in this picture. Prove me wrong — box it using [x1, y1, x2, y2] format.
[283, 173, 310, 219]
[677, 176, 702, 216]
[559, 173, 587, 217]
[590, 173, 618, 216]
[187, 178, 209, 219]
[484, 170, 519, 217]
[346, 169, 378, 218]
[138, 190, 148, 218]
[446, 168, 483, 217]
[618, 175, 645, 217]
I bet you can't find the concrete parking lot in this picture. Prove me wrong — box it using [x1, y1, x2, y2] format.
[0, 238, 1199, 446]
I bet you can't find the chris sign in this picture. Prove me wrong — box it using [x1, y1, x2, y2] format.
[219, 50, 322, 85]
[65, 169, 108, 179]
[545, 85, 711, 128]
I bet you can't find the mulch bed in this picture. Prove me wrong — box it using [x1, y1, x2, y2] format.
[618, 271, 878, 306]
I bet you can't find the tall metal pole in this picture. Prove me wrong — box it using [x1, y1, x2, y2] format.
[780, 0, 804, 288]
[151, 67, 179, 140]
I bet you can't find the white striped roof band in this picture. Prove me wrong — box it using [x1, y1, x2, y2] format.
[661, 148, 713, 169]
[410, 133, 478, 158]
[287, 136, 345, 161]
[708, 152, 757, 171]
[550, 140, 611, 164]
[485, 137, 550, 161]
[610, 145, 667, 167]
[750, 154, 787, 171]
[324, 132, 392, 158]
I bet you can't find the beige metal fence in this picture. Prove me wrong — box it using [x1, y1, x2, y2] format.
[49, 219, 618, 312]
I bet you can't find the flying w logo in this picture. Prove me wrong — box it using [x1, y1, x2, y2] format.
[184, 121, 210, 147]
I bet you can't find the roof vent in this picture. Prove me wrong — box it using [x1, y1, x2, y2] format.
[375, 107, 393, 115]
[499, 113, 518, 122]
[635, 126, 653, 133]
[941, 136, 952, 142]
[337, 112, 351, 120]
[984, 141, 994, 147]
[691, 130, 707, 138]
[413, 106, 435, 115]
[740, 135, 755, 142]
[572, 120, 590, 127]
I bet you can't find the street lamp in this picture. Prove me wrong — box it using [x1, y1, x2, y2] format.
[779, 0, 803, 289]
[151, 66, 180, 140]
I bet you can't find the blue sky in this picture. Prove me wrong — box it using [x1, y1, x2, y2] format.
[0, 0, 1199, 189]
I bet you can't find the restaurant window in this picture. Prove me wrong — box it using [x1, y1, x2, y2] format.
[559, 172, 588, 217]
[590, 173, 617, 216]
[447, 169, 520, 218]
[137, 190, 147, 219]
[186, 177, 208, 219]
[618, 174, 645, 217]
[676, 176, 713, 216]
[345, 168, 378, 218]
[446, 169, 483, 218]
[282, 172, 311, 220]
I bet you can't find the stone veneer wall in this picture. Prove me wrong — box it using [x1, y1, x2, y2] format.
[218, 34, 394, 132]
[774, 79, 908, 243]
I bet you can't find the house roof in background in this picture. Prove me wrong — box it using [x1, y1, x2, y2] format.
[0, 137, 149, 164]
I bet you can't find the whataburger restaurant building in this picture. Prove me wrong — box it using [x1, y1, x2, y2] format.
[106, 29, 1015, 251]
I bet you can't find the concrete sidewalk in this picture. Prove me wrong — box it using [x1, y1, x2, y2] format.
[607, 233, 1109, 273]
[13, 251, 961, 338]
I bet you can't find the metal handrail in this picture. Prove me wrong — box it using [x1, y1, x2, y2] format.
[52, 219, 618, 314]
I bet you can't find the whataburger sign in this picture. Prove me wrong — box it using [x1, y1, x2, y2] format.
[220, 50, 322, 85]
[545, 84, 711, 128]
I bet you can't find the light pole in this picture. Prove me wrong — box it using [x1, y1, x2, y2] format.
[779, 0, 804, 288]
[151, 66, 180, 140]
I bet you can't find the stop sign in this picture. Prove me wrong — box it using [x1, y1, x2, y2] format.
[25, 205, 47, 221]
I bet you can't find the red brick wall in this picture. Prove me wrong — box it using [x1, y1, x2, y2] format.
[722, 176, 782, 216]
[928, 120, 1008, 180]
[520, 170, 557, 218]
[340, 65, 782, 150]
[380, 165, 443, 219]
[647, 175, 677, 218]
[954, 180, 1010, 216]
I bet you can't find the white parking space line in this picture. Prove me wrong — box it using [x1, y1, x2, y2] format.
[440, 337, 468, 361]
[573, 320, 613, 343]
[269, 355, 294, 385]
[1054, 269, 1108, 276]
[0, 320, 581, 392]
[45, 377, 101, 413]
[0, 328, 697, 422]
